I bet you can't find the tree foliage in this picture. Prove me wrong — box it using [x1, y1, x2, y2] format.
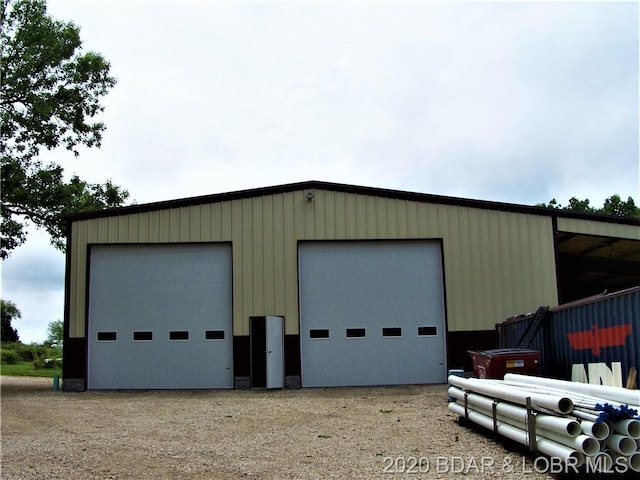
[538, 194, 639, 218]
[1, 299, 20, 342]
[1, 0, 129, 259]
[45, 319, 63, 346]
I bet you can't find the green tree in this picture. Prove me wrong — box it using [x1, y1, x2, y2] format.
[1, 299, 20, 342]
[45, 319, 63, 346]
[601, 194, 639, 217]
[1, 0, 129, 259]
[538, 195, 639, 217]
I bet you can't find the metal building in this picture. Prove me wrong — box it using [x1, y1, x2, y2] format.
[62, 181, 640, 390]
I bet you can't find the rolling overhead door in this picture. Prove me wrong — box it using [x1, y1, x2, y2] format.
[87, 244, 233, 389]
[299, 241, 446, 387]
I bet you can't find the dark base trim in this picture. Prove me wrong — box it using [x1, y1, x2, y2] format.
[63, 378, 85, 392]
[234, 376, 250, 389]
[285, 375, 301, 389]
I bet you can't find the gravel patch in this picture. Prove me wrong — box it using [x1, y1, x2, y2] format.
[1, 376, 554, 479]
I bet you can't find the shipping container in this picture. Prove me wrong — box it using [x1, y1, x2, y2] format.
[497, 286, 640, 387]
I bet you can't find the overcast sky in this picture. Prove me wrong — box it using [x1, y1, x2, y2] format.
[2, 0, 639, 343]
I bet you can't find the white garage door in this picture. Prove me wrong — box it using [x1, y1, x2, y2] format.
[299, 241, 446, 387]
[88, 244, 233, 389]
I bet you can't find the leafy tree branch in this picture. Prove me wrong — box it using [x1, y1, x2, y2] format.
[537, 194, 639, 218]
[1, 0, 129, 259]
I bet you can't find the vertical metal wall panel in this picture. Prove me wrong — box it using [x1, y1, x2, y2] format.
[70, 221, 88, 338]
[282, 192, 297, 332]
[271, 194, 285, 316]
[68, 187, 561, 340]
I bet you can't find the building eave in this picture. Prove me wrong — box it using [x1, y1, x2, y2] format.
[63, 180, 640, 227]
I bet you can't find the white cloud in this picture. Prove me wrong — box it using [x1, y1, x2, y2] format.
[3, 0, 638, 342]
[1, 228, 65, 344]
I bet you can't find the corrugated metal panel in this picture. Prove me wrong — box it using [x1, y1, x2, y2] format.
[557, 217, 640, 240]
[499, 287, 640, 384]
[549, 287, 639, 384]
[68, 187, 561, 339]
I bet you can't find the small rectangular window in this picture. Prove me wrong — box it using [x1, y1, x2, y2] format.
[382, 327, 402, 337]
[346, 328, 366, 338]
[418, 326, 437, 336]
[97, 331, 117, 341]
[133, 331, 153, 341]
[309, 329, 329, 339]
[205, 330, 225, 340]
[169, 331, 189, 340]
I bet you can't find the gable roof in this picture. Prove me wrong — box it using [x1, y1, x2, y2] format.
[65, 180, 640, 226]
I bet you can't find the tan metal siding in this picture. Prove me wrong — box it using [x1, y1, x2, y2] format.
[557, 217, 640, 239]
[68, 188, 564, 339]
[282, 192, 297, 330]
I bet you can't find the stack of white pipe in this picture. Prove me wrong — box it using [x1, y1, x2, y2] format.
[448, 374, 640, 473]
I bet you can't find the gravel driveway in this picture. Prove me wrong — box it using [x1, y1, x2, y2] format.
[1, 376, 553, 479]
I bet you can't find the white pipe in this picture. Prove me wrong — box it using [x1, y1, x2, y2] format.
[476, 407, 583, 444]
[482, 379, 607, 408]
[571, 409, 599, 422]
[504, 374, 640, 409]
[534, 427, 600, 456]
[448, 387, 581, 437]
[614, 419, 640, 439]
[606, 434, 637, 455]
[448, 402, 585, 467]
[490, 378, 629, 409]
[629, 452, 640, 473]
[573, 406, 600, 416]
[580, 420, 610, 440]
[448, 375, 574, 414]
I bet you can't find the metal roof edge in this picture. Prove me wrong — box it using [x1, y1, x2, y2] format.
[63, 180, 640, 226]
[549, 285, 640, 313]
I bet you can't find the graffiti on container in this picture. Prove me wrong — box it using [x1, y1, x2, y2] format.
[571, 361, 622, 387]
[566, 324, 632, 356]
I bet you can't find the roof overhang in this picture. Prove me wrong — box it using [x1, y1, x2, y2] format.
[64, 180, 640, 228]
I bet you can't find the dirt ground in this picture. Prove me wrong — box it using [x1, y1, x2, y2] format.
[1, 376, 555, 479]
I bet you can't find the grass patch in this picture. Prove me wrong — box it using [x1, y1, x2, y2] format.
[1, 362, 61, 378]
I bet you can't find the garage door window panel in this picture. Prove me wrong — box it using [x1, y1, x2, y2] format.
[169, 331, 189, 341]
[382, 327, 402, 337]
[346, 328, 366, 338]
[205, 330, 225, 340]
[309, 329, 330, 339]
[133, 331, 153, 341]
[97, 331, 117, 342]
[418, 326, 438, 336]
